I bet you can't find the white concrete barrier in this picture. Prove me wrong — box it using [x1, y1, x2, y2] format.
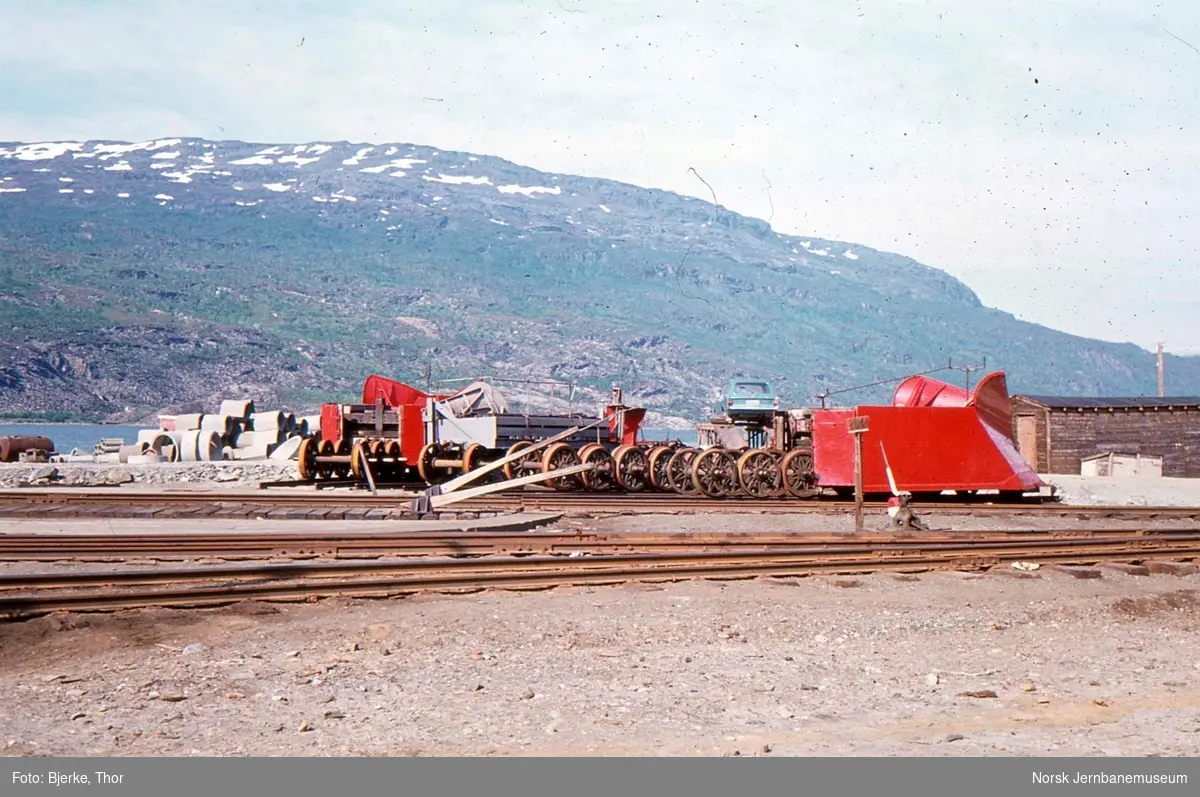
[270, 436, 304, 461]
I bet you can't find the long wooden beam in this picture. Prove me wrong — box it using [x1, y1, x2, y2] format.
[436, 416, 608, 495]
[416, 462, 596, 510]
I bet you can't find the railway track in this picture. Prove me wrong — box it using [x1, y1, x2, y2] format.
[4, 527, 1200, 561]
[1, 530, 1197, 619]
[2, 487, 1199, 520]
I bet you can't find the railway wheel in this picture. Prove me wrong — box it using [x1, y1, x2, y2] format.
[377, 440, 400, 482]
[350, 440, 369, 478]
[315, 439, 337, 480]
[666, 448, 699, 495]
[766, 449, 789, 497]
[503, 440, 537, 481]
[296, 436, 319, 481]
[737, 448, 782, 499]
[691, 448, 740, 498]
[461, 443, 483, 475]
[612, 445, 650, 492]
[417, 442, 439, 484]
[541, 443, 582, 491]
[363, 440, 385, 482]
[418, 442, 458, 485]
[647, 445, 676, 491]
[781, 448, 819, 498]
[332, 438, 354, 480]
[577, 443, 616, 491]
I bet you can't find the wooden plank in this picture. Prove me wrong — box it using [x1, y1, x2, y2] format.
[429, 462, 596, 509]
[436, 417, 608, 495]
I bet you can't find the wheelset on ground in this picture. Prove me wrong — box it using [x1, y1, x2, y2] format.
[297, 437, 356, 481]
[296, 435, 818, 499]
[667, 445, 818, 499]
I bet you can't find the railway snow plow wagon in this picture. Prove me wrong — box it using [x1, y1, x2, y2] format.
[684, 369, 1049, 501]
[809, 371, 1050, 501]
[295, 376, 654, 490]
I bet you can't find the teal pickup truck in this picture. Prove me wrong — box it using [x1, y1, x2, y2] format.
[723, 379, 780, 418]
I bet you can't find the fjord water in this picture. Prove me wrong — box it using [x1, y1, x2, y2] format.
[0, 424, 145, 455]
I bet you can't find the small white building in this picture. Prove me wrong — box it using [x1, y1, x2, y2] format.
[1079, 451, 1164, 478]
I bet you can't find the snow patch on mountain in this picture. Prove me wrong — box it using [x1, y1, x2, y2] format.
[360, 157, 426, 174]
[498, 184, 561, 197]
[423, 174, 492, 186]
[342, 147, 374, 165]
[0, 142, 83, 160]
[230, 155, 275, 166]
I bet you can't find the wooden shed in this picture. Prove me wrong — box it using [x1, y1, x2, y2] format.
[1010, 395, 1200, 477]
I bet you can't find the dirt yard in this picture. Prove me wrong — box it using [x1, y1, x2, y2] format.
[2, 559, 1198, 757]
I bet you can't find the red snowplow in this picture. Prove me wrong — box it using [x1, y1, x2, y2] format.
[810, 371, 1046, 498]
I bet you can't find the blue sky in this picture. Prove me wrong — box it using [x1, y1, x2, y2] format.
[2, 0, 1198, 353]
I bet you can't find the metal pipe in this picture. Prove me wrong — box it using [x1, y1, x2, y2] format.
[0, 436, 54, 463]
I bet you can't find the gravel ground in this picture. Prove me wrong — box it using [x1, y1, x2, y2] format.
[2, 469, 1200, 757]
[558, 511, 1200, 535]
[1, 564, 1198, 758]
[1044, 474, 1200, 507]
[0, 462, 299, 489]
[6, 462, 1200, 507]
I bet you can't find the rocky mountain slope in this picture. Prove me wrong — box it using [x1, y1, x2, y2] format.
[1, 137, 1194, 423]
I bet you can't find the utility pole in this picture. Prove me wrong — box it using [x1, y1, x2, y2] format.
[847, 416, 869, 531]
[1157, 343, 1165, 398]
[951, 357, 987, 392]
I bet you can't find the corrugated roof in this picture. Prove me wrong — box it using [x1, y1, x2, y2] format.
[1014, 395, 1200, 409]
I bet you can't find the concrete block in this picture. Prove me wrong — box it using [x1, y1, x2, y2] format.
[1099, 562, 1150, 576]
[1146, 561, 1199, 576]
[270, 435, 303, 461]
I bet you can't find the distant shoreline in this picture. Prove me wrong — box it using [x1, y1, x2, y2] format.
[0, 421, 131, 427]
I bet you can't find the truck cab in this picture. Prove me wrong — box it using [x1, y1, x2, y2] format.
[723, 379, 780, 419]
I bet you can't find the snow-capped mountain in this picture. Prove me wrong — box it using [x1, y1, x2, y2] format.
[0, 137, 1185, 421]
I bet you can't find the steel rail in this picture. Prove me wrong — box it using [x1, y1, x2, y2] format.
[3, 534, 1198, 590]
[1, 488, 1199, 519]
[1, 539, 1197, 618]
[3, 527, 1200, 561]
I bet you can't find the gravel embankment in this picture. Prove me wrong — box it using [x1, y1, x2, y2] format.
[0, 462, 298, 489]
[1, 568, 1197, 757]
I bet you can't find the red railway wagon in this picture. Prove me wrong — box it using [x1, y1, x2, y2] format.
[294, 369, 1049, 502]
[810, 371, 1046, 499]
[298, 375, 656, 490]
